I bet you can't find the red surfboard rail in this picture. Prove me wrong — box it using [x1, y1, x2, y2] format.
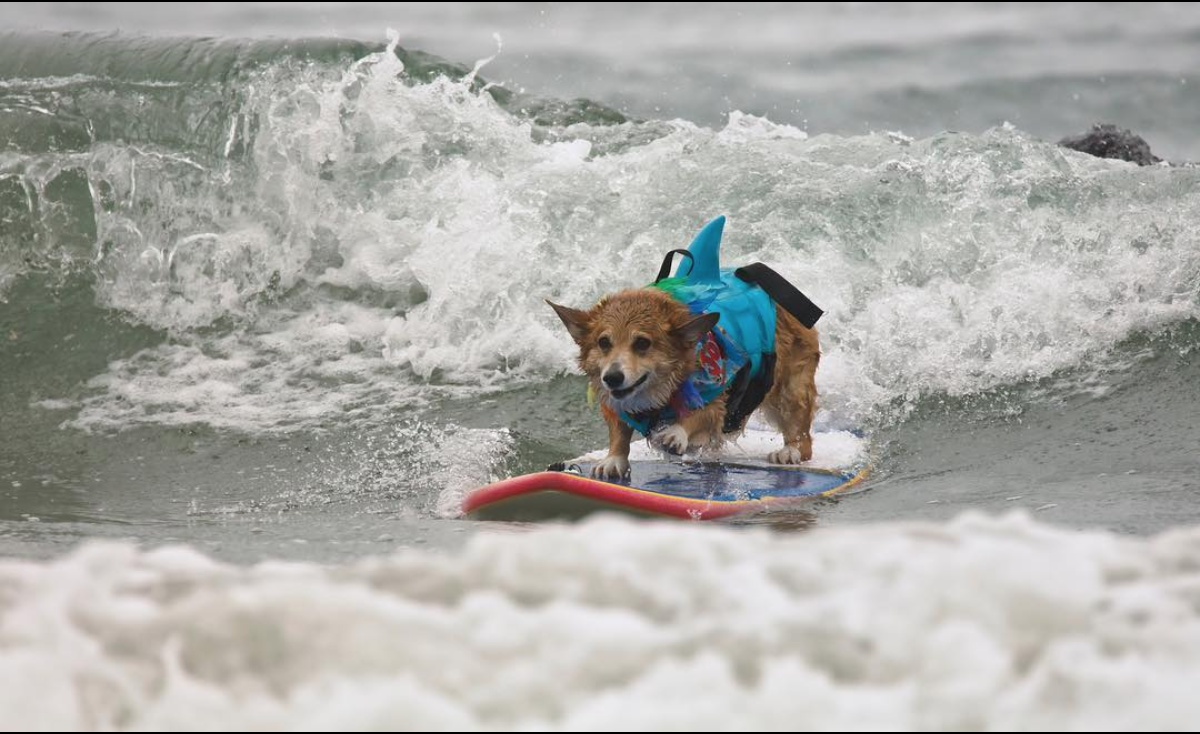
[463, 466, 869, 520]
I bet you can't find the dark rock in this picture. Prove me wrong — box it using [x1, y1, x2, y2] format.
[1058, 124, 1162, 166]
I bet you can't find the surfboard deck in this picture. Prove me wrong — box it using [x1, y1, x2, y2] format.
[464, 426, 868, 521]
[463, 460, 868, 521]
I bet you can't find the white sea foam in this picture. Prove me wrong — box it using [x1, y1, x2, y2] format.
[2, 513, 1199, 730]
[572, 426, 866, 473]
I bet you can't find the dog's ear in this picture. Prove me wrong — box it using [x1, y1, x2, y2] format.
[673, 312, 720, 344]
[546, 300, 592, 345]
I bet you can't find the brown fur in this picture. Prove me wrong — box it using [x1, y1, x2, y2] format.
[549, 289, 819, 478]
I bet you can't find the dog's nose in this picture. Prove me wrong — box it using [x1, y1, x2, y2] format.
[602, 369, 625, 388]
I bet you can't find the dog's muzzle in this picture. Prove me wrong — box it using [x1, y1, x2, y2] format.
[608, 372, 648, 399]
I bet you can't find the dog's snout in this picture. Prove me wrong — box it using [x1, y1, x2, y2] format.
[602, 368, 625, 388]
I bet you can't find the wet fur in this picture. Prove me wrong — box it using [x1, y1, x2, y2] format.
[549, 288, 820, 479]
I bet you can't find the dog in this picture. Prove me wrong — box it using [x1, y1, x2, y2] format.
[548, 287, 819, 479]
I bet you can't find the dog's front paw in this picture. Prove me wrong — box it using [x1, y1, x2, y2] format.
[591, 455, 630, 480]
[655, 424, 690, 455]
[768, 445, 809, 465]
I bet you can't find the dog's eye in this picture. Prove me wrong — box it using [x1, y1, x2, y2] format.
[632, 336, 652, 352]
[597, 336, 612, 351]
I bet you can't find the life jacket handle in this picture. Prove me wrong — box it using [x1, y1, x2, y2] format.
[654, 249, 695, 283]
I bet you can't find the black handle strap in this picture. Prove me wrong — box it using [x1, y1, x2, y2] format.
[734, 262, 823, 328]
[655, 249, 694, 283]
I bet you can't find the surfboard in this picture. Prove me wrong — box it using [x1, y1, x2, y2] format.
[463, 428, 868, 521]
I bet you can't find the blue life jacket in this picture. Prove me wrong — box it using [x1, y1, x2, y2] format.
[614, 216, 809, 437]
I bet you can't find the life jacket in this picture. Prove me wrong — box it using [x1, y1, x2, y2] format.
[604, 216, 823, 437]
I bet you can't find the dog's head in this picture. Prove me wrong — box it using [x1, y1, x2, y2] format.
[548, 289, 719, 414]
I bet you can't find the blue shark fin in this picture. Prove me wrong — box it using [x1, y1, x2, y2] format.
[683, 215, 725, 284]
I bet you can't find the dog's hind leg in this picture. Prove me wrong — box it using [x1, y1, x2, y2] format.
[762, 310, 820, 464]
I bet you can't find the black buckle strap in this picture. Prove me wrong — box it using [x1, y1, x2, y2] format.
[734, 262, 823, 329]
[722, 353, 777, 433]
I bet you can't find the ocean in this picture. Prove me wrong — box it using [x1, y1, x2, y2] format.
[1, 3, 1199, 729]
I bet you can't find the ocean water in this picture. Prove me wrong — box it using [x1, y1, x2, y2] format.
[1, 3, 1199, 730]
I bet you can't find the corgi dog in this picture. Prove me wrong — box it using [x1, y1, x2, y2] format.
[546, 218, 820, 480]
